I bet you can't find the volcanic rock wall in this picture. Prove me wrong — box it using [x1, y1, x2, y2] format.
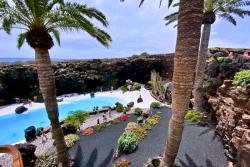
[0, 53, 174, 104]
[209, 81, 250, 166]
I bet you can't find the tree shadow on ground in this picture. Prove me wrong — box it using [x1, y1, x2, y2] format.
[197, 123, 219, 142]
[99, 149, 114, 167]
[85, 148, 98, 167]
[178, 154, 214, 167]
[185, 122, 218, 142]
[72, 144, 83, 167]
[72, 145, 114, 167]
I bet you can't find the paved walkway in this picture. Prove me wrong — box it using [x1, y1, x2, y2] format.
[69, 107, 227, 167]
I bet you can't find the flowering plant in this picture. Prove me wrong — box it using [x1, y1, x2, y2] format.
[113, 158, 130, 167]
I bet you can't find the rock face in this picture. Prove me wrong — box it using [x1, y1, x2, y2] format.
[15, 105, 28, 114]
[24, 126, 37, 142]
[208, 81, 250, 165]
[209, 47, 250, 55]
[0, 53, 174, 104]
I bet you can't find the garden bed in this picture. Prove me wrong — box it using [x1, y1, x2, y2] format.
[69, 107, 227, 167]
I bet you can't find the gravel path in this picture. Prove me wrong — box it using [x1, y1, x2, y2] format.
[69, 107, 228, 167]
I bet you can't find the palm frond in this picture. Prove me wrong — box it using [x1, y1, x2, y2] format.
[168, 0, 174, 7]
[49, 28, 61, 46]
[13, 0, 31, 18]
[47, 0, 64, 10]
[139, 0, 145, 7]
[24, 0, 36, 17]
[2, 17, 14, 34]
[95, 28, 112, 47]
[17, 32, 27, 49]
[0, 0, 112, 49]
[172, 2, 180, 7]
[229, 0, 250, 8]
[218, 13, 237, 25]
[164, 11, 178, 26]
[227, 7, 250, 18]
[121, 0, 174, 8]
[0, 0, 8, 17]
[63, 3, 109, 27]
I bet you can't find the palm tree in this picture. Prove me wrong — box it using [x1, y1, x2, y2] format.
[165, 0, 250, 112]
[161, 0, 204, 166]
[0, 0, 111, 166]
[121, 0, 203, 166]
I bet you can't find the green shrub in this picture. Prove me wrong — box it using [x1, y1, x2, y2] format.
[95, 123, 106, 132]
[62, 123, 78, 135]
[116, 103, 124, 113]
[125, 122, 147, 140]
[134, 83, 141, 90]
[184, 110, 200, 122]
[233, 70, 250, 86]
[64, 111, 89, 127]
[64, 134, 80, 148]
[143, 123, 152, 131]
[115, 102, 123, 106]
[120, 86, 127, 93]
[150, 102, 161, 108]
[134, 107, 143, 116]
[118, 131, 138, 154]
[152, 114, 161, 121]
[147, 117, 158, 126]
[218, 57, 233, 65]
[132, 127, 147, 140]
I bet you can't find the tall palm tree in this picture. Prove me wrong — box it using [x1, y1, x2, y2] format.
[0, 0, 111, 166]
[122, 0, 203, 166]
[165, 0, 250, 112]
[161, 0, 204, 166]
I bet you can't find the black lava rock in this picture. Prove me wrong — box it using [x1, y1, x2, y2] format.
[24, 126, 36, 142]
[15, 106, 28, 114]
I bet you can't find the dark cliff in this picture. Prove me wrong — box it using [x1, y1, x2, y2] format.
[0, 53, 174, 104]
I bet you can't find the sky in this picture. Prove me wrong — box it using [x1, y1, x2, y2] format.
[0, 0, 250, 60]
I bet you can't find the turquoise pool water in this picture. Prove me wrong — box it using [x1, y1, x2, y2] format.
[0, 96, 126, 145]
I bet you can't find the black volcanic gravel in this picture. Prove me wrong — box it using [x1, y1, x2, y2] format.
[69, 107, 227, 167]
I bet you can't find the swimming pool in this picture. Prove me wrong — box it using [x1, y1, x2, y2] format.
[0, 96, 126, 145]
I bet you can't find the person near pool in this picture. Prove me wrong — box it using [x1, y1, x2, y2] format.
[41, 128, 48, 143]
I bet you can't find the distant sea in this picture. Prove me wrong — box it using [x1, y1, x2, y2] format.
[0, 58, 65, 63]
[0, 58, 33, 62]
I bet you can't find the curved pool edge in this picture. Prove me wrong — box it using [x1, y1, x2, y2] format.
[0, 96, 127, 145]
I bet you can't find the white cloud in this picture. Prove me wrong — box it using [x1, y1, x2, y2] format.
[0, 0, 249, 59]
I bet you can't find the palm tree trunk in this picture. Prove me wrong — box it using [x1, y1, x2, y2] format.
[35, 48, 70, 167]
[193, 24, 211, 112]
[160, 0, 204, 167]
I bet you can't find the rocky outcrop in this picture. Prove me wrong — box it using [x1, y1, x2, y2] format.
[15, 105, 28, 114]
[204, 58, 249, 96]
[0, 53, 174, 104]
[209, 47, 250, 55]
[208, 81, 250, 165]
